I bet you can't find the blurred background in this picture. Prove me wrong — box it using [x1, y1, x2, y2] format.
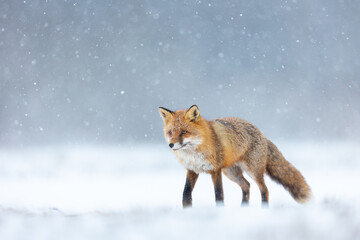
[1, 0, 359, 146]
[1, 2, 360, 238]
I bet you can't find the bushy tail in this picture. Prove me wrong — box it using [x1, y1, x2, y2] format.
[266, 140, 311, 203]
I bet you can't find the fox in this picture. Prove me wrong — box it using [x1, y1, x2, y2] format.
[158, 105, 311, 207]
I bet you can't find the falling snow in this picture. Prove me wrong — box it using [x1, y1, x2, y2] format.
[0, 0, 359, 239]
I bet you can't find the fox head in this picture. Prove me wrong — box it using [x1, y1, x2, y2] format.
[158, 105, 203, 151]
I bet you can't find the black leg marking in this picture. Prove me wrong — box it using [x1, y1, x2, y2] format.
[241, 190, 249, 206]
[254, 175, 269, 207]
[182, 182, 192, 207]
[182, 170, 199, 208]
[222, 166, 250, 206]
[211, 170, 224, 206]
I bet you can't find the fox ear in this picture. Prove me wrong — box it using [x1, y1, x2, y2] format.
[159, 107, 174, 124]
[185, 105, 200, 122]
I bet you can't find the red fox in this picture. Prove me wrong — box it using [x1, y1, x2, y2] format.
[159, 105, 311, 207]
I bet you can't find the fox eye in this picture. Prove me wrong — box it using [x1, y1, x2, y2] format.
[181, 130, 188, 135]
[168, 130, 172, 136]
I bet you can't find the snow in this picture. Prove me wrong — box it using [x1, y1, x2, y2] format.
[1, 1, 358, 238]
[0, 142, 359, 239]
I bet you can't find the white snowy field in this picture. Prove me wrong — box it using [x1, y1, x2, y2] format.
[0, 141, 359, 240]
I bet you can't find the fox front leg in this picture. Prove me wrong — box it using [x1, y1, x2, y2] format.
[211, 169, 224, 206]
[182, 170, 199, 208]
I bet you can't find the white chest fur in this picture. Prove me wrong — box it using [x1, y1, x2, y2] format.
[176, 149, 214, 173]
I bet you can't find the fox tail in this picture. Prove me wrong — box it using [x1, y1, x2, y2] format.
[266, 140, 312, 203]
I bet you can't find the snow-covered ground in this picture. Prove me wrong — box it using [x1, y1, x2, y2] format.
[0, 141, 359, 240]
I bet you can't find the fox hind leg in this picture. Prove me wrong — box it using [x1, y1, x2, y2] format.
[254, 174, 269, 207]
[223, 166, 250, 206]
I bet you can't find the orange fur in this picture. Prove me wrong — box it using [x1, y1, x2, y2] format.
[159, 105, 311, 207]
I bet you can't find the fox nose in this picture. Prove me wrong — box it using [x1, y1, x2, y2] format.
[169, 143, 174, 148]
